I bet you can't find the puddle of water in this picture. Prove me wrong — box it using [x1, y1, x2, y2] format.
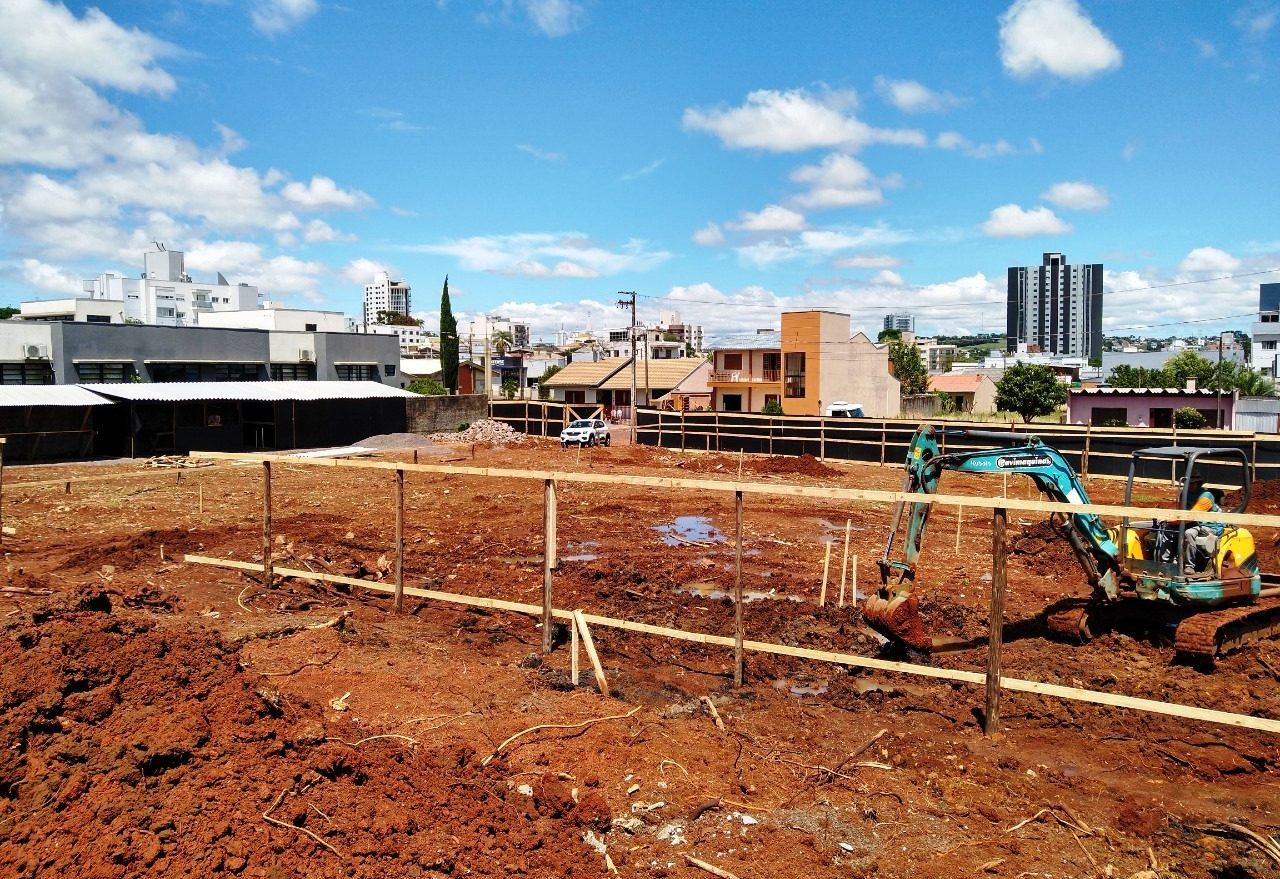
[562, 553, 598, 562]
[562, 540, 600, 562]
[679, 581, 803, 603]
[774, 677, 829, 697]
[655, 515, 725, 546]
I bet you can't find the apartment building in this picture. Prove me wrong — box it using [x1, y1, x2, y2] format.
[1006, 251, 1104, 360]
[363, 271, 412, 326]
[1252, 282, 1280, 377]
[707, 310, 900, 417]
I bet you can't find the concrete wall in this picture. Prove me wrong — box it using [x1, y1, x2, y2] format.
[309, 333, 400, 382]
[57, 322, 270, 382]
[405, 394, 489, 434]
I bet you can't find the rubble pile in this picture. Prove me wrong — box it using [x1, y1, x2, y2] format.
[430, 419, 532, 447]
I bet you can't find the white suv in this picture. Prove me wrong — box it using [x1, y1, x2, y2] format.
[560, 419, 610, 448]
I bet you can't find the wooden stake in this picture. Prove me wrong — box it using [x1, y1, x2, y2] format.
[198, 481, 204, 514]
[818, 541, 831, 606]
[0, 441, 6, 565]
[159, 543, 165, 562]
[955, 504, 963, 552]
[984, 506, 1007, 737]
[570, 615, 580, 685]
[413, 448, 419, 465]
[733, 489, 744, 687]
[838, 518, 851, 607]
[573, 609, 608, 694]
[851, 554, 858, 607]
[393, 467, 405, 614]
[737, 449, 744, 479]
[262, 460, 273, 587]
[542, 478, 556, 653]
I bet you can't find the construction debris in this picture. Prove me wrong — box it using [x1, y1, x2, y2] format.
[430, 419, 532, 447]
[142, 455, 215, 469]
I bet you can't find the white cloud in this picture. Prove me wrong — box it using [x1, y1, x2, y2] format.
[873, 76, 966, 113]
[302, 219, 355, 243]
[281, 176, 375, 210]
[20, 258, 83, 293]
[1193, 37, 1219, 59]
[620, 158, 664, 181]
[412, 232, 672, 276]
[980, 204, 1073, 238]
[734, 223, 915, 268]
[250, 0, 319, 36]
[1041, 181, 1109, 211]
[1234, 6, 1278, 39]
[935, 131, 1035, 159]
[999, 0, 1123, 80]
[682, 86, 926, 153]
[1178, 246, 1241, 274]
[789, 153, 885, 209]
[519, 0, 586, 37]
[341, 258, 392, 287]
[736, 205, 806, 232]
[832, 253, 906, 270]
[1122, 143, 1138, 160]
[517, 143, 566, 162]
[693, 223, 725, 246]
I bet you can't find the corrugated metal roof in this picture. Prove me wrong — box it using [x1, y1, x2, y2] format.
[81, 381, 417, 402]
[1073, 387, 1221, 396]
[0, 385, 114, 408]
[541, 358, 630, 389]
[705, 332, 781, 351]
[929, 373, 992, 393]
[600, 358, 705, 390]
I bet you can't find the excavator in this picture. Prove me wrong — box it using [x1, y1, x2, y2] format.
[868, 425, 1280, 662]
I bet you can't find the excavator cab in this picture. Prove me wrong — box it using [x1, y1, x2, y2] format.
[1118, 446, 1259, 604]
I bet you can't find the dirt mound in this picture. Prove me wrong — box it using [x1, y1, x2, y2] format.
[753, 453, 839, 477]
[431, 419, 531, 447]
[0, 597, 613, 878]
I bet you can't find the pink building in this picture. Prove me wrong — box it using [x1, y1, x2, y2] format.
[1067, 387, 1237, 428]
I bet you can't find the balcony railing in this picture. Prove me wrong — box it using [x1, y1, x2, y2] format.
[710, 369, 781, 383]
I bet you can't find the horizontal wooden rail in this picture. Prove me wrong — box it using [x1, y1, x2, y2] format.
[188, 449, 1280, 530]
[185, 553, 1280, 735]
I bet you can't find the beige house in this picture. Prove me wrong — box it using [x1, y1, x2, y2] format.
[928, 373, 998, 414]
[707, 310, 900, 417]
[542, 357, 710, 420]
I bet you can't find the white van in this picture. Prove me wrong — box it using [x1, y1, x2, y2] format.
[824, 401, 865, 418]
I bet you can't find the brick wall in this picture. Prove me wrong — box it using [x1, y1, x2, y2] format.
[405, 394, 489, 434]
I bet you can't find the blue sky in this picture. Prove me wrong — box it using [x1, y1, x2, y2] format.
[0, 0, 1277, 342]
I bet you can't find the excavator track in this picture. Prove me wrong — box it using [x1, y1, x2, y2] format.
[1173, 597, 1280, 662]
[1045, 599, 1096, 642]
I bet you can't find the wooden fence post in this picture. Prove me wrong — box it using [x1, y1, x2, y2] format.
[984, 506, 1007, 736]
[681, 408, 687, 452]
[262, 461, 273, 587]
[734, 489, 744, 687]
[1082, 422, 1092, 479]
[542, 478, 556, 653]
[394, 467, 405, 613]
[819, 418, 826, 461]
[880, 422, 887, 465]
[715, 412, 721, 452]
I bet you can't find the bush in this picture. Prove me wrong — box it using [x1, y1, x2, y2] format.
[761, 399, 784, 416]
[456, 422, 470, 432]
[1173, 407, 1208, 429]
[406, 378, 446, 396]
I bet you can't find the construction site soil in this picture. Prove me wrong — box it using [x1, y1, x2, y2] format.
[0, 439, 1277, 878]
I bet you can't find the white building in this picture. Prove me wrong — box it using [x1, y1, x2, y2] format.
[603, 326, 687, 360]
[364, 323, 433, 354]
[63, 244, 260, 327]
[1006, 251, 1104, 360]
[463, 316, 531, 351]
[363, 271, 412, 326]
[198, 302, 348, 333]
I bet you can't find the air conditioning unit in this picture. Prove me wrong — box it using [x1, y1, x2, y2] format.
[23, 344, 49, 360]
[298, 349, 313, 362]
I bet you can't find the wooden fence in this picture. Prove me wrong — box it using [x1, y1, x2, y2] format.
[625, 408, 1280, 483]
[183, 449, 1280, 737]
[489, 400, 606, 437]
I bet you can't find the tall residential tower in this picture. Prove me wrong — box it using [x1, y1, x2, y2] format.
[1005, 252, 1103, 360]
[363, 271, 412, 326]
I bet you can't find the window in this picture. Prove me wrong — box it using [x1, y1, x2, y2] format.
[213, 364, 260, 381]
[305, 323, 317, 332]
[721, 393, 742, 412]
[384, 364, 396, 376]
[0, 363, 54, 385]
[75, 363, 131, 383]
[1089, 406, 1129, 427]
[336, 365, 378, 381]
[271, 363, 316, 381]
[1263, 341, 1277, 351]
[86, 314, 112, 324]
[564, 390, 586, 404]
[1264, 313, 1279, 323]
[784, 352, 806, 398]
[764, 394, 779, 409]
[722, 353, 742, 371]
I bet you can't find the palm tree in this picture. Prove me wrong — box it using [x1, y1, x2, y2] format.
[492, 329, 514, 356]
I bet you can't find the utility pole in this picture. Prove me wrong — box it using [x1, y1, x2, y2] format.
[617, 291, 636, 428]
[483, 315, 492, 402]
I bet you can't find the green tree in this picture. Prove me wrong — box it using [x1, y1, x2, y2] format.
[536, 364, 562, 400]
[0, 306, 18, 320]
[439, 276, 458, 392]
[995, 362, 1068, 422]
[1173, 406, 1208, 429]
[1233, 368, 1275, 396]
[888, 340, 929, 396]
[377, 310, 422, 327]
[407, 378, 446, 396]
[1107, 364, 1168, 388]
[1161, 351, 1215, 390]
[877, 328, 903, 344]
[761, 399, 784, 416]
[500, 377, 518, 400]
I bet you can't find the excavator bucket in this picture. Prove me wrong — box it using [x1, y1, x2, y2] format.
[862, 590, 931, 652]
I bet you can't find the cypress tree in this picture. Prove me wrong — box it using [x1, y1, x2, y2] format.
[440, 276, 459, 392]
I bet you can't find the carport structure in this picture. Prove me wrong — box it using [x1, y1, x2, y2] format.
[0, 385, 113, 461]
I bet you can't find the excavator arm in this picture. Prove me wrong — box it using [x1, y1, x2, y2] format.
[866, 425, 1124, 651]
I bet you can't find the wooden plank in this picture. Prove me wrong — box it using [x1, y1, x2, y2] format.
[182, 553, 1280, 734]
[186, 450, 1280, 529]
[838, 518, 851, 607]
[573, 609, 609, 695]
[734, 490, 744, 687]
[262, 461, 273, 587]
[985, 507, 1007, 736]
[7, 461, 243, 491]
[570, 615, 580, 685]
[394, 467, 405, 614]
[542, 478, 556, 653]
[818, 541, 831, 606]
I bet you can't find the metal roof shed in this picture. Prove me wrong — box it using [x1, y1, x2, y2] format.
[82, 381, 416, 457]
[0, 386, 114, 461]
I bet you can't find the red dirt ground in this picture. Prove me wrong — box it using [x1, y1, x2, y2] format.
[0, 439, 1277, 878]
